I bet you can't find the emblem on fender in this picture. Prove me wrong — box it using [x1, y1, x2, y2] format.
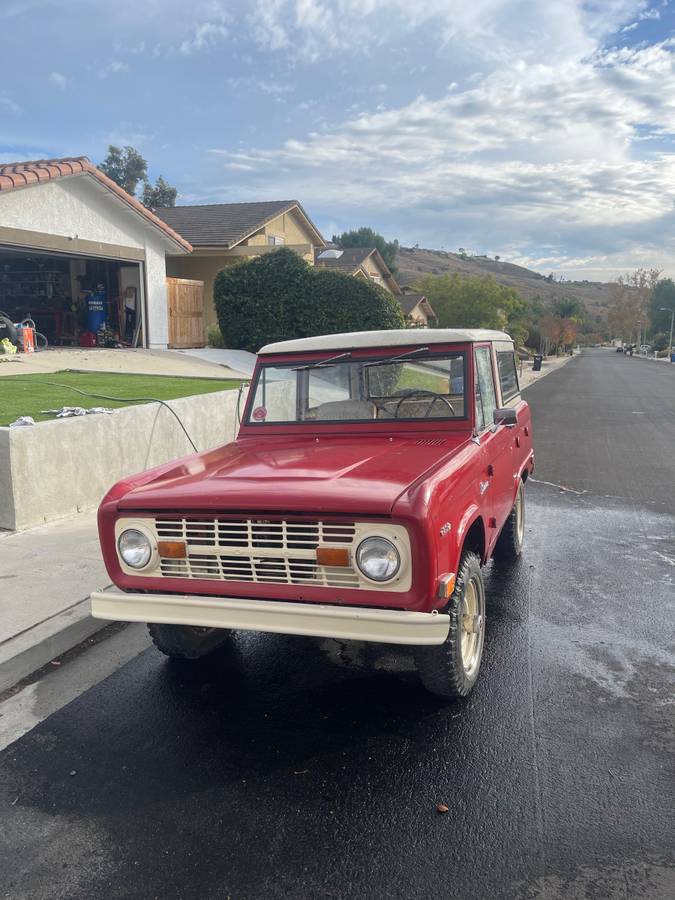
[439, 522, 452, 536]
[479, 480, 490, 495]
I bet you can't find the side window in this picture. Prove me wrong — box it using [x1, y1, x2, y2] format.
[474, 347, 497, 431]
[496, 351, 519, 403]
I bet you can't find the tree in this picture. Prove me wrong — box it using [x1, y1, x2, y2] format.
[412, 272, 527, 337]
[142, 176, 177, 209]
[99, 144, 178, 209]
[649, 279, 675, 334]
[214, 247, 404, 353]
[99, 145, 147, 196]
[552, 295, 585, 320]
[333, 227, 399, 275]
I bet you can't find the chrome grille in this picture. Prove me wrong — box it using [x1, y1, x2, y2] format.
[154, 517, 360, 588]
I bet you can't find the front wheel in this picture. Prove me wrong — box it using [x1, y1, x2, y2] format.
[414, 551, 486, 699]
[492, 480, 525, 563]
[147, 623, 231, 659]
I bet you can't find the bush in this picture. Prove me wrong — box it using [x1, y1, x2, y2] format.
[206, 323, 225, 348]
[214, 248, 405, 352]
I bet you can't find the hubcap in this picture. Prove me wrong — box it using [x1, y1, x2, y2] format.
[460, 578, 484, 676]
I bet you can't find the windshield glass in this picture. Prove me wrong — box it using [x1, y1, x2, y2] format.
[246, 351, 467, 424]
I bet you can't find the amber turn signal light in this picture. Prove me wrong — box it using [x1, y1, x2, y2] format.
[316, 547, 350, 567]
[157, 540, 187, 559]
[437, 573, 456, 599]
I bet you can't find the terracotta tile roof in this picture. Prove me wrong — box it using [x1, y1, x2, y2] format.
[155, 200, 324, 249]
[0, 156, 192, 252]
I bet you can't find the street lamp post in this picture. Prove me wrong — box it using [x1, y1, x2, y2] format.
[659, 307, 675, 357]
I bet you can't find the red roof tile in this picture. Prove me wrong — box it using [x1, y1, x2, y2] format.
[0, 156, 191, 252]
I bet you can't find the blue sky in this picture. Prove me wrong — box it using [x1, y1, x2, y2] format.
[1, 0, 675, 279]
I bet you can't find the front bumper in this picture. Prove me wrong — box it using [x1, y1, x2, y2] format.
[91, 590, 450, 646]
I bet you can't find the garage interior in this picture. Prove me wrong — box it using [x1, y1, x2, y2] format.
[0, 245, 144, 347]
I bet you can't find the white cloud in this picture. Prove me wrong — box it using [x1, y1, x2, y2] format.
[179, 3, 230, 54]
[210, 36, 675, 277]
[248, 0, 650, 63]
[97, 60, 129, 79]
[49, 71, 67, 89]
[0, 91, 20, 114]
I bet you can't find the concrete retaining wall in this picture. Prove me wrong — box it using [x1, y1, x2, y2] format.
[0, 387, 247, 531]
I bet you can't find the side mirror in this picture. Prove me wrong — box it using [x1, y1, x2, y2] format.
[493, 407, 517, 427]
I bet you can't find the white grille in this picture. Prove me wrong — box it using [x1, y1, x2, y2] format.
[154, 517, 360, 588]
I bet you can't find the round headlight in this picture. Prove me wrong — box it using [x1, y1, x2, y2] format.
[118, 529, 152, 569]
[356, 536, 401, 582]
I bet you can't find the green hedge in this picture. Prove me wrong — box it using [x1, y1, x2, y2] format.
[214, 248, 404, 352]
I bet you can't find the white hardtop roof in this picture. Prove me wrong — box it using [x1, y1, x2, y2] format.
[260, 328, 512, 355]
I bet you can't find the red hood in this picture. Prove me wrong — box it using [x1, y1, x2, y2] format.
[116, 433, 470, 516]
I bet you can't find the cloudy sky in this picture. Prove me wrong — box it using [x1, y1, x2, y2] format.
[1, 0, 674, 279]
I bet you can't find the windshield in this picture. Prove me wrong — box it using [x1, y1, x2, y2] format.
[246, 351, 467, 424]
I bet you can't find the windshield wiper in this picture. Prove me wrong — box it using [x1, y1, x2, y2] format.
[291, 351, 353, 372]
[362, 346, 430, 368]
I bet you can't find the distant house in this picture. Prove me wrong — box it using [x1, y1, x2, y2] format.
[399, 293, 436, 327]
[156, 200, 325, 343]
[314, 247, 401, 296]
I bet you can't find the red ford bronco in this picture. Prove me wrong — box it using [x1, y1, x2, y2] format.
[93, 329, 534, 698]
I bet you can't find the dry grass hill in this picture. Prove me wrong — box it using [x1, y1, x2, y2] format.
[395, 246, 614, 316]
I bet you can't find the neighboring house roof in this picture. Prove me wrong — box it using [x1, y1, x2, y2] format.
[0, 156, 192, 253]
[314, 246, 401, 295]
[155, 200, 325, 249]
[399, 293, 437, 318]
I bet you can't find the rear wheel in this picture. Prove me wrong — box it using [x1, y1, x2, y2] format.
[492, 480, 525, 563]
[414, 551, 486, 699]
[147, 623, 231, 659]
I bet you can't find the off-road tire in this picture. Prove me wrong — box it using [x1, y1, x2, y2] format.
[414, 551, 486, 699]
[492, 480, 525, 563]
[147, 623, 231, 660]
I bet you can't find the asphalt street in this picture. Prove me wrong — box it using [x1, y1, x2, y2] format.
[1, 349, 673, 900]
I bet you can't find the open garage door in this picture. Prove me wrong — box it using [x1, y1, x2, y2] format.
[0, 245, 145, 348]
[166, 277, 205, 348]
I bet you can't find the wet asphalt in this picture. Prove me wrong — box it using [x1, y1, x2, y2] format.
[1, 349, 674, 900]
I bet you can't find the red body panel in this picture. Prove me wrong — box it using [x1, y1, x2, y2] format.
[98, 341, 534, 615]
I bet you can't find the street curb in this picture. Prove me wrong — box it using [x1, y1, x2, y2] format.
[0, 597, 111, 694]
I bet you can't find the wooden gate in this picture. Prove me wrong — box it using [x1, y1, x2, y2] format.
[166, 277, 205, 348]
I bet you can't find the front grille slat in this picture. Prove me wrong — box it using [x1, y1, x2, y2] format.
[155, 517, 359, 588]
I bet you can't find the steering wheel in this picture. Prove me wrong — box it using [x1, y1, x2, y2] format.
[392, 389, 455, 419]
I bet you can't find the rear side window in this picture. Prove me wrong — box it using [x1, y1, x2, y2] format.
[496, 351, 519, 402]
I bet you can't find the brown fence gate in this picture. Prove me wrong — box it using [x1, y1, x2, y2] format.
[166, 277, 205, 348]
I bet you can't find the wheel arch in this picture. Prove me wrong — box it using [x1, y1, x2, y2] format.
[455, 508, 487, 566]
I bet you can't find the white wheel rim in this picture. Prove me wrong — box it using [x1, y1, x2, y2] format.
[461, 578, 484, 676]
[515, 485, 525, 545]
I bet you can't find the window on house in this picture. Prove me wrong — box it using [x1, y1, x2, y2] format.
[474, 347, 497, 431]
[496, 350, 520, 402]
[267, 235, 284, 246]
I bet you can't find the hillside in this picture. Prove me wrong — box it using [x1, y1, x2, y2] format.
[395, 246, 613, 316]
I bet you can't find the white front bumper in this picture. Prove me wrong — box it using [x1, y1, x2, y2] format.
[91, 590, 450, 646]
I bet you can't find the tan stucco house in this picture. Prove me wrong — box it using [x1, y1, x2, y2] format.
[156, 200, 325, 338]
[314, 247, 401, 295]
[399, 292, 437, 326]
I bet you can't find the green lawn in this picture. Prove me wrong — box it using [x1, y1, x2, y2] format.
[0, 370, 243, 425]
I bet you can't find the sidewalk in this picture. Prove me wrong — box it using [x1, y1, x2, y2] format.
[0, 512, 111, 693]
[519, 351, 576, 390]
[0, 345, 248, 380]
